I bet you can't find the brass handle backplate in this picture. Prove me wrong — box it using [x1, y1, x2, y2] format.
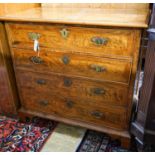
[91, 111, 104, 119]
[30, 56, 43, 64]
[91, 88, 105, 95]
[62, 55, 70, 65]
[39, 100, 49, 106]
[91, 37, 108, 45]
[90, 64, 107, 72]
[28, 32, 41, 41]
[36, 79, 46, 85]
[64, 78, 72, 87]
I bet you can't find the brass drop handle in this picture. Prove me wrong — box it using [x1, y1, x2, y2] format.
[66, 100, 74, 108]
[39, 100, 49, 106]
[30, 56, 44, 64]
[36, 79, 46, 85]
[62, 55, 70, 65]
[90, 64, 107, 72]
[91, 88, 105, 95]
[91, 111, 104, 119]
[91, 37, 108, 45]
[64, 78, 72, 87]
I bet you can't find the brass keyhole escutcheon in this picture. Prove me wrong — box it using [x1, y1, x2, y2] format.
[60, 28, 69, 39]
[62, 55, 70, 65]
[64, 78, 72, 87]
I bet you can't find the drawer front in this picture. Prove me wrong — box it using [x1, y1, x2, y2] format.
[16, 70, 128, 107]
[7, 23, 137, 57]
[12, 48, 132, 84]
[19, 87, 127, 130]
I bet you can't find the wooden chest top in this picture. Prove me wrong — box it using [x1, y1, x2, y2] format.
[0, 6, 149, 28]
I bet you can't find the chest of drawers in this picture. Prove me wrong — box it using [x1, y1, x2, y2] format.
[0, 5, 149, 148]
[5, 22, 140, 146]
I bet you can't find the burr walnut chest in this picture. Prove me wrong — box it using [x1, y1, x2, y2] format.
[0, 4, 150, 148]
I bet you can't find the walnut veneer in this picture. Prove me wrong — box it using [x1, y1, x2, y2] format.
[0, 4, 150, 148]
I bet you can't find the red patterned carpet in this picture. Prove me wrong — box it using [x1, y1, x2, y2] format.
[0, 116, 57, 152]
[0, 116, 128, 152]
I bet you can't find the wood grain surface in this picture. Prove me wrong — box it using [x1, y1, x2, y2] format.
[0, 22, 19, 115]
[19, 85, 127, 130]
[0, 4, 40, 15]
[6, 23, 139, 58]
[1, 3, 146, 148]
[41, 3, 149, 10]
[0, 6, 149, 28]
[16, 70, 129, 107]
[11, 48, 132, 84]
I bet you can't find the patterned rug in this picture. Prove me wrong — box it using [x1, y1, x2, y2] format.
[0, 116, 128, 152]
[76, 130, 127, 152]
[0, 116, 57, 152]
